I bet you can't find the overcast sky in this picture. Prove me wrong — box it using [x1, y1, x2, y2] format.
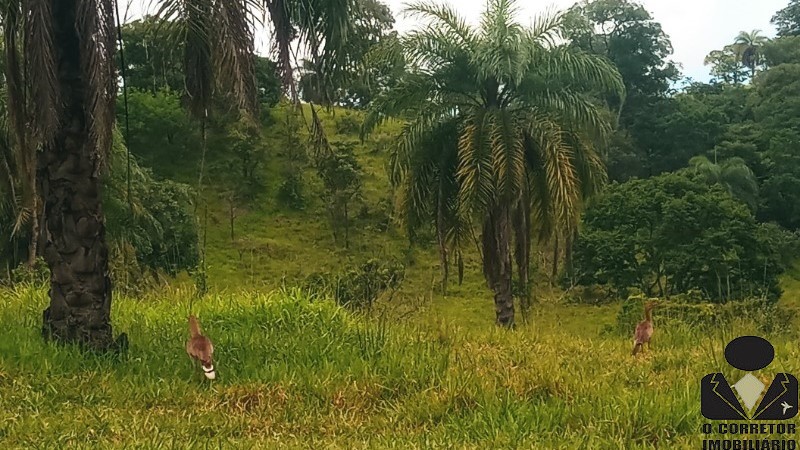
[124, 0, 789, 83]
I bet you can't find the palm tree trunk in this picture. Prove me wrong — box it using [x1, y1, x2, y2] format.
[436, 182, 449, 295]
[39, 0, 117, 351]
[27, 194, 39, 266]
[565, 228, 575, 288]
[513, 198, 531, 319]
[551, 234, 559, 285]
[457, 249, 464, 285]
[482, 205, 514, 328]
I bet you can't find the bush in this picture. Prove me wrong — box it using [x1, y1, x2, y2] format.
[301, 258, 406, 310]
[10, 258, 48, 287]
[334, 111, 362, 135]
[104, 128, 199, 279]
[316, 143, 363, 247]
[563, 285, 616, 305]
[277, 172, 307, 210]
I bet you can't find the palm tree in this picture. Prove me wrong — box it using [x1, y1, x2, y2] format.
[732, 30, 769, 79]
[363, 0, 624, 327]
[0, 0, 353, 351]
[688, 155, 759, 212]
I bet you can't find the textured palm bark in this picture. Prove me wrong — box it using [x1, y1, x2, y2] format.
[513, 198, 531, 318]
[39, 0, 116, 351]
[436, 182, 449, 295]
[564, 228, 575, 287]
[551, 234, 559, 285]
[483, 205, 514, 327]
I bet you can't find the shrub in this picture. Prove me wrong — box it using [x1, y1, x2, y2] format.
[610, 293, 796, 337]
[301, 258, 406, 310]
[334, 111, 362, 135]
[10, 258, 48, 287]
[316, 143, 363, 248]
[563, 285, 616, 305]
[277, 172, 307, 210]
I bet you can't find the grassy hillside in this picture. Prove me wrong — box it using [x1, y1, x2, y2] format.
[153, 103, 513, 328]
[1, 285, 798, 449]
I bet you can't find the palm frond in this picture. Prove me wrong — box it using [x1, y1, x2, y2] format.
[24, 0, 60, 145]
[3, 0, 29, 169]
[155, 0, 260, 118]
[402, 1, 476, 47]
[77, 0, 118, 170]
[308, 102, 332, 158]
[527, 48, 624, 102]
[156, 0, 214, 118]
[456, 108, 494, 214]
[525, 117, 582, 236]
[291, 0, 355, 102]
[489, 109, 524, 201]
[475, 0, 527, 85]
[213, 0, 259, 117]
[264, 0, 296, 96]
[525, 7, 563, 48]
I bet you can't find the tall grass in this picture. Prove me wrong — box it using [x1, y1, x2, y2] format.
[1, 285, 798, 449]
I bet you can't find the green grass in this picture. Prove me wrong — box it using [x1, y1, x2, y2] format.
[2, 284, 799, 449]
[17, 104, 796, 448]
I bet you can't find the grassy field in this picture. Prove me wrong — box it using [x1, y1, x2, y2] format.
[4, 106, 798, 448]
[1, 282, 799, 449]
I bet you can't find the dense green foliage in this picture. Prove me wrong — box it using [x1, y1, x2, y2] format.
[572, 173, 795, 301]
[299, 0, 402, 107]
[773, 0, 800, 36]
[104, 129, 199, 283]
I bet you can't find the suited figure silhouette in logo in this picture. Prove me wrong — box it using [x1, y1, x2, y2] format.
[701, 336, 798, 420]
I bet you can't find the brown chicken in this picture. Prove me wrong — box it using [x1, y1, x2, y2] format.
[632, 300, 658, 356]
[186, 315, 216, 380]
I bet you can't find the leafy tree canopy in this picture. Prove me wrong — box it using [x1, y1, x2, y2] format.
[772, 0, 800, 37]
[573, 172, 790, 302]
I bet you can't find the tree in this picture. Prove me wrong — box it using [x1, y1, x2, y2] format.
[299, 0, 398, 107]
[686, 156, 759, 212]
[573, 173, 785, 302]
[363, 0, 624, 327]
[0, 0, 354, 351]
[704, 46, 748, 84]
[621, 93, 726, 178]
[772, 0, 800, 37]
[762, 35, 800, 66]
[118, 16, 184, 93]
[119, 17, 282, 107]
[121, 89, 199, 178]
[316, 142, 363, 248]
[732, 30, 769, 79]
[562, 0, 679, 108]
[561, 0, 680, 182]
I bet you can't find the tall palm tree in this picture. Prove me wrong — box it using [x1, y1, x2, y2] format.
[0, 0, 353, 351]
[732, 30, 769, 79]
[688, 155, 759, 212]
[363, 0, 624, 327]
